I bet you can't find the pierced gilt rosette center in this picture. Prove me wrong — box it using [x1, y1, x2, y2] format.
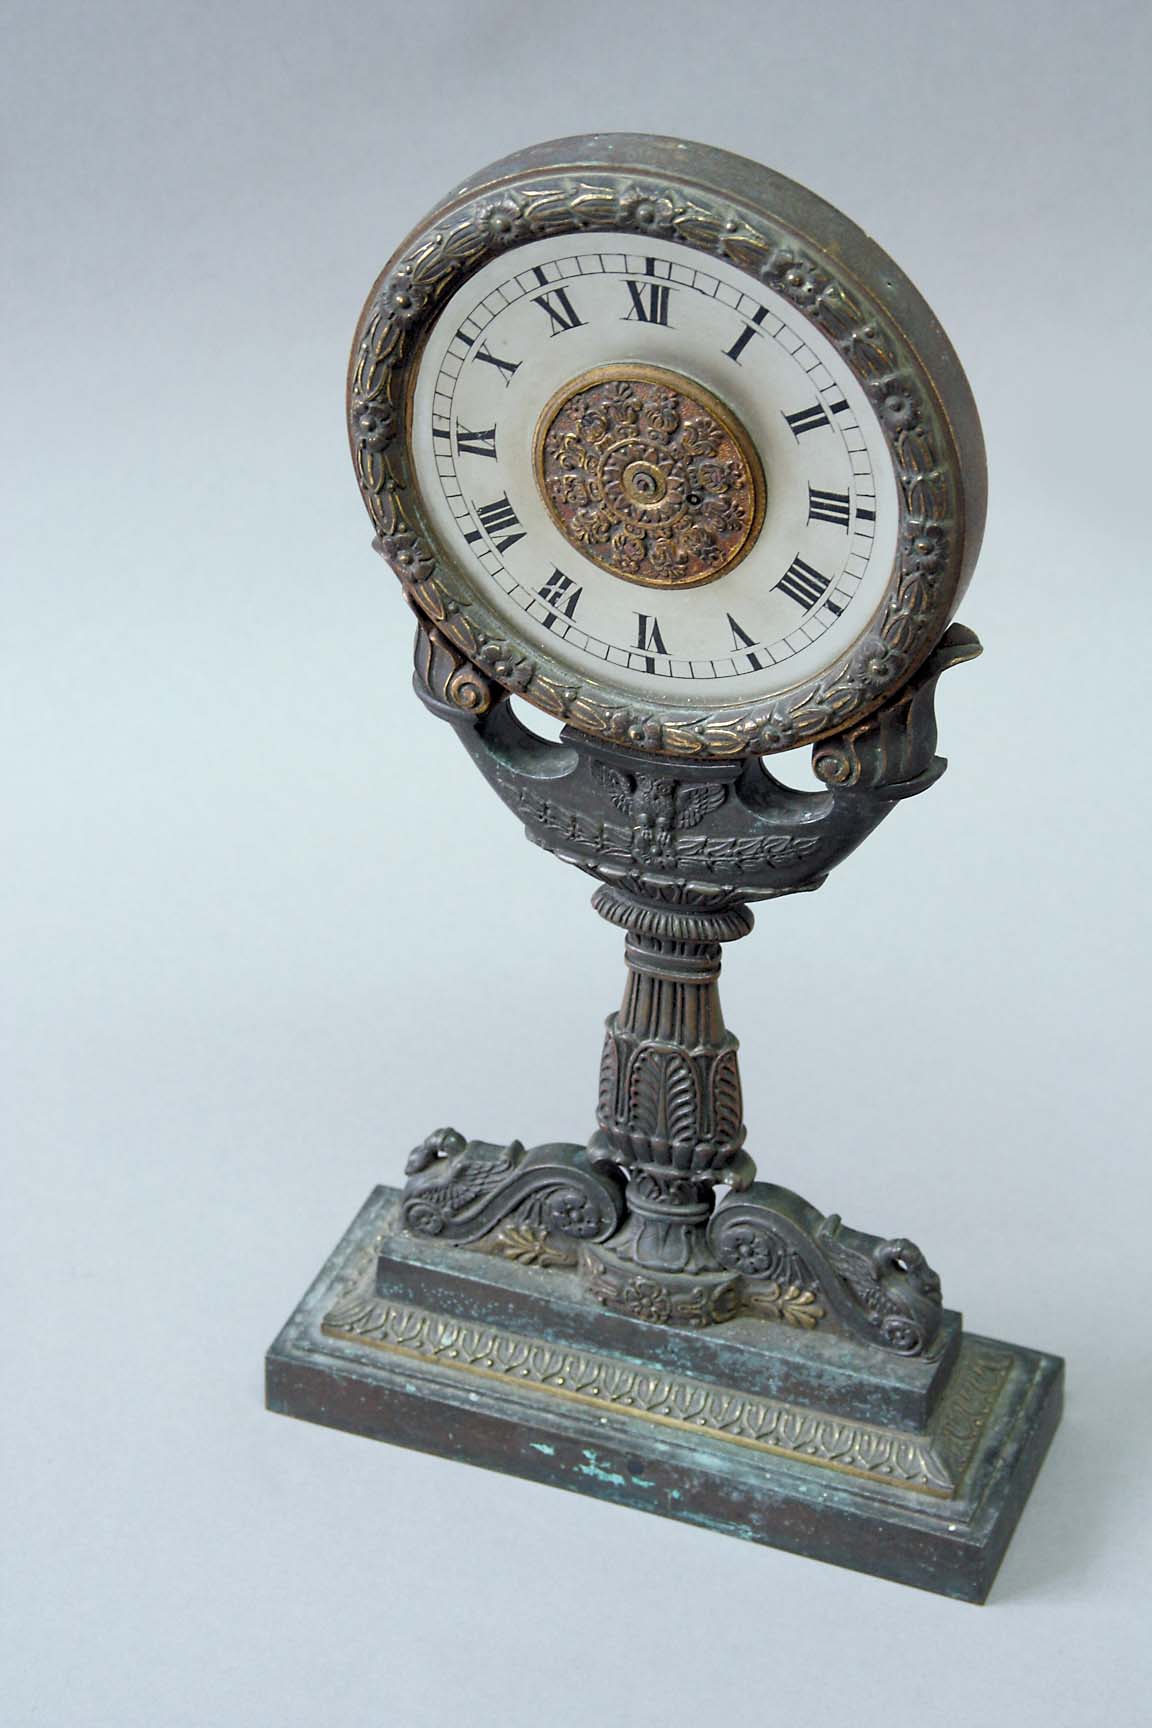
[535, 365, 765, 589]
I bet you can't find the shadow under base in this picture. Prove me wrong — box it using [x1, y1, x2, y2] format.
[266, 1187, 1062, 1604]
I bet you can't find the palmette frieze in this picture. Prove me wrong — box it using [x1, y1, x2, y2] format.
[321, 1258, 1010, 1497]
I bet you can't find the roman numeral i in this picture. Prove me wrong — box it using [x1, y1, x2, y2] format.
[723, 304, 770, 365]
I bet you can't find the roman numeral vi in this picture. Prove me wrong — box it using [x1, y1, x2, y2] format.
[635, 613, 668, 665]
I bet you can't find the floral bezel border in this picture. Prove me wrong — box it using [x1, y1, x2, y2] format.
[348, 168, 966, 758]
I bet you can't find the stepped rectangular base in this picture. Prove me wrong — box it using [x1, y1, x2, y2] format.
[266, 1187, 1063, 1603]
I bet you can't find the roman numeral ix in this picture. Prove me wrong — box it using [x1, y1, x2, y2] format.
[464, 494, 525, 555]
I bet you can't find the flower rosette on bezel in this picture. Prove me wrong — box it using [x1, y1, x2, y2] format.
[347, 133, 985, 760]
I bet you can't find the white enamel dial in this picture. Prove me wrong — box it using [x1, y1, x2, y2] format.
[409, 231, 900, 704]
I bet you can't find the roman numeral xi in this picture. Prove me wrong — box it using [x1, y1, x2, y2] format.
[532, 286, 584, 335]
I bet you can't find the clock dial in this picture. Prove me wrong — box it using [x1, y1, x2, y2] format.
[408, 233, 899, 703]
[349, 135, 984, 757]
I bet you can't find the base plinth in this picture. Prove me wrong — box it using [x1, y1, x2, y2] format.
[266, 1187, 1063, 1604]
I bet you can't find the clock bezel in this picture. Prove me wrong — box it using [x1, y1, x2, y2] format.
[348, 133, 986, 758]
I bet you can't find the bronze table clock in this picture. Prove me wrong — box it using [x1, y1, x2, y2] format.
[267, 134, 1062, 1601]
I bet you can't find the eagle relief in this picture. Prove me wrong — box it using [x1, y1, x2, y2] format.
[592, 762, 728, 860]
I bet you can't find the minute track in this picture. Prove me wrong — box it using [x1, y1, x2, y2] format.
[406, 227, 901, 701]
[420, 243, 884, 686]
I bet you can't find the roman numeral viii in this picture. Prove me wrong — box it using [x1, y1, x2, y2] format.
[807, 486, 850, 528]
[464, 495, 525, 555]
[624, 280, 673, 325]
[776, 556, 829, 610]
[532, 287, 585, 335]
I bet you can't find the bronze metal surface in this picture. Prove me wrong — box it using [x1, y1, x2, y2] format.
[534, 364, 764, 589]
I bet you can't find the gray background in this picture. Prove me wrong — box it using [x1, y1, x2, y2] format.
[4, 2, 1151, 1723]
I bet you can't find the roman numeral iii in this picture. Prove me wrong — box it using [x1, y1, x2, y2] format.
[776, 556, 830, 610]
[807, 486, 850, 528]
[464, 495, 525, 555]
